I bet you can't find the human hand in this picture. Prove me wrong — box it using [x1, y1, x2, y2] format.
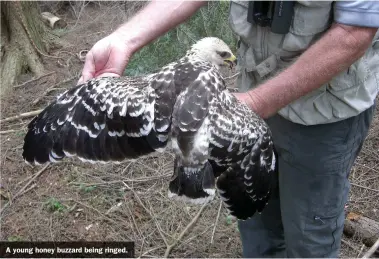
[77, 32, 133, 85]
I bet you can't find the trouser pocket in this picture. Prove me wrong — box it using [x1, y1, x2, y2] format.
[302, 173, 349, 257]
[303, 210, 346, 257]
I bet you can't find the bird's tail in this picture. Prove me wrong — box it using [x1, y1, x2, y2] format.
[168, 158, 215, 204]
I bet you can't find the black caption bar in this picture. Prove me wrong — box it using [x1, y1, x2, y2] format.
[0, 241, 134, 258]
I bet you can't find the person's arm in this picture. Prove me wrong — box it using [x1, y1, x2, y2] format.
[78, 0, 207, 84]
[235, 23, 378, 119]
[115, 0, 207, 55]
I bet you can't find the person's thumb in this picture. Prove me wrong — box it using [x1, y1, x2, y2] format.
[77, 50, 97, 85]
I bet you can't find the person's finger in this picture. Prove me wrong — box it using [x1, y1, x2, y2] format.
[77, 76, 85, 85]
[77, 51, 96, 85]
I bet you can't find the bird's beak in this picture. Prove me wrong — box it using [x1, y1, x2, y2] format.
[224, 54, 237, 68]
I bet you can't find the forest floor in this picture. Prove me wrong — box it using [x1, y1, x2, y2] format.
[1, 2, 378, 258]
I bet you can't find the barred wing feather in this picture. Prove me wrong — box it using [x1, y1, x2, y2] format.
[23, 76, 169, 164]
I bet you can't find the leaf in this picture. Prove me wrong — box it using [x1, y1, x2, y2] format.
[226, 215, 233, 225]
[347, 212, 361, 221]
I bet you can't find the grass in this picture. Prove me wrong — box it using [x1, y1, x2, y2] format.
[7, 236, 23, 242]
[124, 1, 237, 76]
[78, 184, 97, 193]
[44, 197, 66, 213]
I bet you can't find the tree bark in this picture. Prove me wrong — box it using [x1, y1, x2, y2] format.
[344, 212, 379, 249]
[0, 1, 48, 97]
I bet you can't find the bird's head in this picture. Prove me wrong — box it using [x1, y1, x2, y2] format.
[187, 37, 237, 69]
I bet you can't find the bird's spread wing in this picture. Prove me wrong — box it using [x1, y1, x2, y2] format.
[22, 75, 176, 165]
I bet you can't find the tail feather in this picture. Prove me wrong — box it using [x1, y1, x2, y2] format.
[168, 158, 215, 204]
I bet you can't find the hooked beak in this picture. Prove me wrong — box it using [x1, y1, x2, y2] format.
[224, 54, 237, 68]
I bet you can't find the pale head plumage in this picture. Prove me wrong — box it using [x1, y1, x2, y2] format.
[187, 37, 237, 69]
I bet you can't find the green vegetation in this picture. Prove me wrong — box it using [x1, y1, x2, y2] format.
[7, 235, 23, 241]
[15, 130, 25, 137]
[78, 184, 97, 193]
[44, 197, 66, 213]
[125, 1, 237, 76]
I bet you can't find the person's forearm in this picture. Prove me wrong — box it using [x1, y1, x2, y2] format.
[247, 23, 378, 119]
[114, 0, 207, 54]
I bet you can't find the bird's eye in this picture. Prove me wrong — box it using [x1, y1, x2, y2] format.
[217, 51, 230, 58]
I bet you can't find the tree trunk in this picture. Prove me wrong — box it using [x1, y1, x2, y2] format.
[344, 212, 379, 249]
[0, 1, 48, 97]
